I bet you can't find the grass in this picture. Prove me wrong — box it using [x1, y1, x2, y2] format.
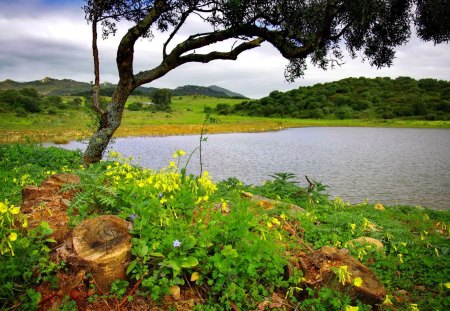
[1, 95, 449, 144]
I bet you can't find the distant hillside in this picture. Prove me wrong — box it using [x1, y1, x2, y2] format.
[233, 77, 450, 120]
[171, 85, 246, 98]
[0, 78, 246, 98]
[0, 77, 91, 96]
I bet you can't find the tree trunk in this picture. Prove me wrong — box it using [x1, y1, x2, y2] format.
[72, 215, 132, 293]
[83, 82, 131, 164]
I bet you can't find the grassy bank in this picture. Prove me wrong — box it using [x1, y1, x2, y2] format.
[1, 95, 449, 144]
[0, 144, 449, 310]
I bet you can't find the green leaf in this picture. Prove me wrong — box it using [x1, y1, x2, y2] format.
[180, 256, 199, 268]
[149, 252, 165, 258]
[136, 244, 149, 257]
[126, 261, 137, 275]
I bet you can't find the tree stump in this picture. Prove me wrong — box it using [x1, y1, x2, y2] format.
[72, 215, 132, 293]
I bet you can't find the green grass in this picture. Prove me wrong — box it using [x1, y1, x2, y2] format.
[1, 95, 449, 144]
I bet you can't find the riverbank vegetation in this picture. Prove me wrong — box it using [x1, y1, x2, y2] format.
[1, 144, 449, 310]
[232, 77, 450, 120]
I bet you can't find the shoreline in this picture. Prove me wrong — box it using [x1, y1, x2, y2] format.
[1, 119, 449, 144]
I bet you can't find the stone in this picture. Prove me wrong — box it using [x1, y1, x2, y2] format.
[349, 237, 384, 251]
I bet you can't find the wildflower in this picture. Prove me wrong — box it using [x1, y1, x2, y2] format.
[0, 202, 7, 213]
[173, 150, 186, 158]
[444, 282, 450, 289]
[190, 272, 200, 282]
[374, 203, 385, 211]
[9, 232, 17, 242]
[410, 304, 419, 311]
[353, 277, 363, 287]
[350, 223, 356, 233]
[267, 222, 273, 228]
[129, 214, 137, 220]
[160, 197, 167, 204]
[169, 161, 176, 168]
[345, 306, 359, 311]
[398, 253, 404, 263]
[382, 295, 393, 307]
[137, 181, 145, 187]
[173, 240, 181, 247]
[335, 265, 352, 285]
[9, 206, 20, 215]
[22, 217, 28, 228]
[280, 213, 287, 220]
[271, 217, 281, 226]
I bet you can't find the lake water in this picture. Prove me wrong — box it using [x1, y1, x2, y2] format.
[57, 127, 450, 210]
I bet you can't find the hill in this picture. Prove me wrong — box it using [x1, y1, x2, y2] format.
[171, 85, 246, 98]
[0, 78, 246, 98]
[233, 77, 450, 120]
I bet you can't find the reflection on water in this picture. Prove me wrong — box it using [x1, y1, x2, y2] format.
[57, 127, 450, 210]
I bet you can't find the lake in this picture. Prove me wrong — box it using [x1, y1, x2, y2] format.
[57, 127, 450, 210]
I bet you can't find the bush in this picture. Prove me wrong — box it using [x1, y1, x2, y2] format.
[128, 102, 144, 111]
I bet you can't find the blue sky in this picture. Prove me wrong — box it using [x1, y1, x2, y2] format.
[0, 0, 449, 98]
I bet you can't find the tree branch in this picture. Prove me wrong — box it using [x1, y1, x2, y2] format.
[91, 8, 103, 116]
[179, 37, 264, 63]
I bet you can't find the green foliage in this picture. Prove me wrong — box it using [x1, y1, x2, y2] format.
[0, 200, 56, 309]
[127, 101, 144, 111]
[0, 144, 83, 204]
[233, 77, 450, 120]
[1, 145, 450, 310]
[150, 89, 172, 111]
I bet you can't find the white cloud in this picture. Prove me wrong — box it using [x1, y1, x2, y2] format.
[0, 1, 449, 98]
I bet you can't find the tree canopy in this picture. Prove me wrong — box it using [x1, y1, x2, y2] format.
[82, 0, 450, 163]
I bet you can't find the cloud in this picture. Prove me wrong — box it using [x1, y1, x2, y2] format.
[0, 1, 449, 98]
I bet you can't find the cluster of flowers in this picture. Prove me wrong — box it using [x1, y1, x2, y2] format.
[0, 201, 27, 256]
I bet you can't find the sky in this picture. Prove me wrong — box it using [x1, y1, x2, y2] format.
[0, 0, 449, 98]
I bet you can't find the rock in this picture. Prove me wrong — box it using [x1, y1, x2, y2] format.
[242, 191, 304, 212]
[296, 246, 386, 305]
[348, 237, 384, 251]
[21, 174, 80, 244]
[72, 215, 132, 293]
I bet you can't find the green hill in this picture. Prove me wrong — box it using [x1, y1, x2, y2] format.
[233, 77, 450, 120]
[171, 85, 246, 98]
[0, 78, 246, 98]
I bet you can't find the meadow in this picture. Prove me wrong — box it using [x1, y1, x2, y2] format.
[1, 95, 449, 145]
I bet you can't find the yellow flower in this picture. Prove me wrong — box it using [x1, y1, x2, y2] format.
[173, 149, 186, 158]
[345, 306, 359, 311]
[382, 295, 393, 307]
[350, 223, 356, 233]
[0, 202, 7, 213]
[353, 277, 363, 287]
[22, 218, 28, 228]
[271, 217, 281, 226]
[169, 161, 176, 168]
[267, 222, 273, 228]
[374, 203, 385, 211]
[445, 282, 450, 289]
[190, 272, 200, 282]
[410, 304, 419, 311]
[280, 213, 287, 220]
[398, 253, 404, 263]
[9, 206, 20, 215]
[9, 232, 17, 242]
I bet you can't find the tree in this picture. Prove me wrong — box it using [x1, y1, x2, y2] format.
[150, 89, 172, 111]
[82, 0, 450, 163]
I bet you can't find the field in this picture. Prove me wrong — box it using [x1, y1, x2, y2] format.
[1, 95, 449, 144]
